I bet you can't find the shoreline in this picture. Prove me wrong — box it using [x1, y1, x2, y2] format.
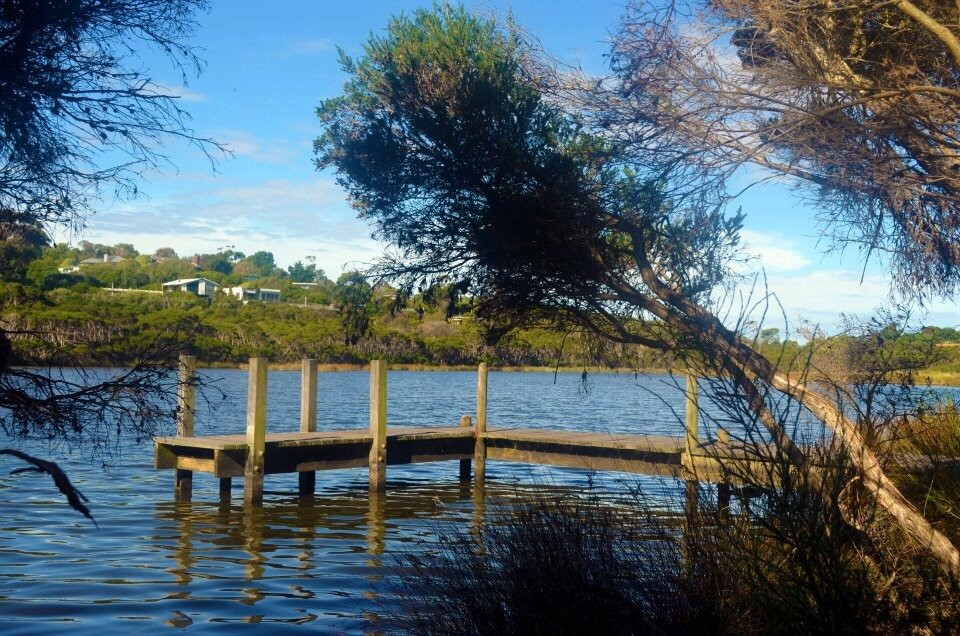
[12, 361, 960, 384]
[198, 361, 676, 374]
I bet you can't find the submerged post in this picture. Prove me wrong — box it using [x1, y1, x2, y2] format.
[299, 358, 318, 496]
[474, 362, 488, 485]
[459, 415, 472, 481]
[684, 373, 699, 458]
[244, 357, 268, 506]
[174, 354, 196, 501]
[369, 360, 387, 492]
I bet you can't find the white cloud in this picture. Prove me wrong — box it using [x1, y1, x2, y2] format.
[739, 229, 810, 272]
[213, 130, 298, 164]
[739, 269, 960, 332]
[78, 176, 382, 276]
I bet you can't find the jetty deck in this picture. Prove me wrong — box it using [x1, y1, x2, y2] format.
[156, 426, 685, 478]
[153, 356, 745, 505]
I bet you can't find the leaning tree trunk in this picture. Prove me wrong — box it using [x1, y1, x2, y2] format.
[631, 254, 960, 575]
[695, 305, 960, 574]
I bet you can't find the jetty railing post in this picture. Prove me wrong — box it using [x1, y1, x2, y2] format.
[174, 354, 196, 501]
[684, 372, 699, 458]
[683, 372, 700, 523]
[369, 360, 387, 492]
[299, 358, 318, 496]
[474, 362, 488, 486]
[244, 357, 268, 506]
[717, 426, 731, 518]
[459, 415, 472, 481]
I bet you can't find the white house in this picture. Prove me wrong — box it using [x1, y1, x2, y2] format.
[162, 277, 220, 297]
[223, 286, 281, 303]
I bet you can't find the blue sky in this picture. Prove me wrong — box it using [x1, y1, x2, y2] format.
[66, 0, 957, 331]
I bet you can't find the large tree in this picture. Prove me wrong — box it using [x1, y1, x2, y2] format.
[0, 0, 219, 517]
[316, 4, 960, 573]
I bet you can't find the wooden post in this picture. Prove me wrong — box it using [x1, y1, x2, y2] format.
[459, 415, 472, 482]
[369, 360, 387, 492]
[685, 373, 699, 458]
[299, 358, 318, 496]
[716, 426, 731, 519]
[244, 357, 268, 506]
[474, 363, 488, 485]
[219, 477, 232, 500]
[174, 354, 196, 501]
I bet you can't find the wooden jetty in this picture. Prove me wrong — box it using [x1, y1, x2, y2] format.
[155, 356, 735, 505]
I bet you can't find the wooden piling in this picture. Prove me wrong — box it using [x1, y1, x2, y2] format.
[474, 363, 488, 485]
[716, 426, 731, 518]
[459, 415, 472, 481]
[174, 354, 196, 501]
[299, 358, 318, 496]
[369, 360, 387, 492]
[684, 373, 699, 458]
[244, 357, 268, 506]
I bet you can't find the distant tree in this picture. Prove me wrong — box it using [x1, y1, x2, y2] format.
[759, 328, 780, 346]
[244, 251, 276, 277]
[26, 243, 79, 288]
[153, 247, 178, 259]
[333, 271, 375, 345]
[0, 209, 49, 282]
[316, 4, 960, 572]
[288, 260, 319, 282]
[112, 243, 138, 258]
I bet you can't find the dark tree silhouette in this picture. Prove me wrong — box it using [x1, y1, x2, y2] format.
[0, 0, 222, 520]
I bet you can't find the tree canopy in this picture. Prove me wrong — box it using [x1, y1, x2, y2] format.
[316, 2, 960, 574]
[0, 0, 222, 228]
[603, 0, 960, 297]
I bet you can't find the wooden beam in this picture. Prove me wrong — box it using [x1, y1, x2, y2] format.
[369, 360, 387, 491]
[474, 363, 488, 485]
[459, 415, 472, 481]
[244, 357, 268, 506]
[299, 358, 318, 496]
[174, 354, 196, 501]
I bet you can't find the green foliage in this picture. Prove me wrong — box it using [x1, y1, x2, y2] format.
[315, 2, 742, 343]
[333, 271, 376, 345]
[241, 251, 277, 277]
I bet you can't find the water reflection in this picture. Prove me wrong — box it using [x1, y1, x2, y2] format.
[3, 370, 737, 633]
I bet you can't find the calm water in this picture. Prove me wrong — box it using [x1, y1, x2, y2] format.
[0, 370, 947, 633]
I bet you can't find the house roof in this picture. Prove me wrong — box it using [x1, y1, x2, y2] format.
[80, 255, 127, 264]
[162, 277, 220, 287]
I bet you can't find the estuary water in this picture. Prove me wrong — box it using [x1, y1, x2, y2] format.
[0, 369, 946, 634]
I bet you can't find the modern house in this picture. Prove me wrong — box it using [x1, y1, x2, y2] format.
[223, 286, 281, 303]
[162, 277, 220, 297]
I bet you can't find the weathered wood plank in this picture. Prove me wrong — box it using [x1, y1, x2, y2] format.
[475, 363, 488, 486]
[299, 358, 318, 496]
[685, 373, 698, 456]
[244, 357, 268, 506]
[369, 360, 387, 491]
[459, 415, 472, 481]
[174, 354, 196, 501]
[486, 446, 679, 476]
